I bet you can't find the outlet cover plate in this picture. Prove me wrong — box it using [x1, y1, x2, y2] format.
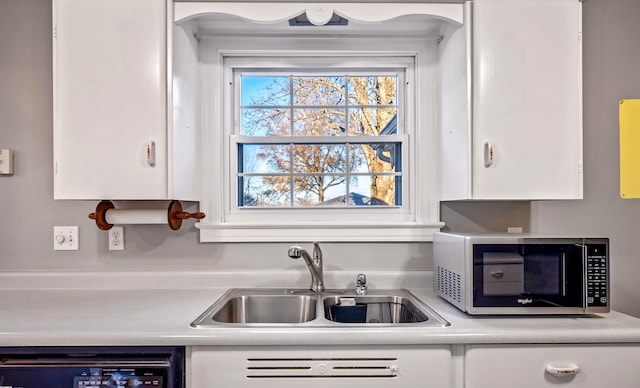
[54, 226, 79, 251]
[109, 226, 125, 251]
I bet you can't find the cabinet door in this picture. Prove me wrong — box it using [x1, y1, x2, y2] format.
[465, 344, 640, 388]
[189, 346, 452, 388]
[471, 0, 582, 199]
[53, 0, 168, 199]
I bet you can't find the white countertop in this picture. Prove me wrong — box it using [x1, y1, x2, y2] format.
[1, 271, 639, 347]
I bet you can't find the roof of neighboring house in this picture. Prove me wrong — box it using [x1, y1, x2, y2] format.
[318, 192, 387, 206]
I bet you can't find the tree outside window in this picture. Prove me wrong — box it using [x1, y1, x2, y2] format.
[238, 73, 402, 207]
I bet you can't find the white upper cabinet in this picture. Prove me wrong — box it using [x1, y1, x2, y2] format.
[53, 0, 580, 202]
[53, 0, 199, 200]
[440, 0, 583, 200]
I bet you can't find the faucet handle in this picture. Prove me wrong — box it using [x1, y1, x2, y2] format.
[312, 242, 322, 261]
[356, 273, 367, 295]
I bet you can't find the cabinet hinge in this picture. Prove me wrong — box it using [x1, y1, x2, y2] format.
[53, 26, 57, 39]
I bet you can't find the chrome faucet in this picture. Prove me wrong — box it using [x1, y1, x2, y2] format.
[288, 242, 324, 292]
[356, 273, 368, 295]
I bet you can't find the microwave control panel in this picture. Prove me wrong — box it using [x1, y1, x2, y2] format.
[586, 244, 608, 307]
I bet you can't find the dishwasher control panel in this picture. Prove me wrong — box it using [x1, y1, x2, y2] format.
[73, 367, 165, 387]
[0, 366, 165, 387]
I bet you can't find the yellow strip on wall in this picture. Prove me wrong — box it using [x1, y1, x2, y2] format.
[620, 99, 640, 198]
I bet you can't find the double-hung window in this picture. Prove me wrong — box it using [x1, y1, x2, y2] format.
[198, 41, 442, 242]
[237, 66, 403, 208]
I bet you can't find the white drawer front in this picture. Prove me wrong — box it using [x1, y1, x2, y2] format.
[190, 346, 452, 388]
[465, 344, 640, 388]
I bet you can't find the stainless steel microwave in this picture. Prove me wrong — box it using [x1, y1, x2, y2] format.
[433, 232, 609, 315]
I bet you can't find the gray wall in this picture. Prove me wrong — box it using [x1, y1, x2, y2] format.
[530, 0, 640, 317]
[2, 0, 640, 317]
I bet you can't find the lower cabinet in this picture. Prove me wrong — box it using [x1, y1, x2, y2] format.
[188, 344, 640, 387]
[465, 344, 640, 387]
[189, 345, 452, 387]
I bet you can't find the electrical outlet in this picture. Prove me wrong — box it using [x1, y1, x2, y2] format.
[53, 226, 78, 250]
[109, 226, 125, 251]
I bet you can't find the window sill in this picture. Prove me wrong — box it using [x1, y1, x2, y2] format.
[196, 221, 444, 243]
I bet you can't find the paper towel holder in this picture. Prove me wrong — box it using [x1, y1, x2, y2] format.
[88, 200, 205, 231]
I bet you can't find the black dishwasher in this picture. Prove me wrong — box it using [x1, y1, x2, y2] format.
[0, 346, 184, 388]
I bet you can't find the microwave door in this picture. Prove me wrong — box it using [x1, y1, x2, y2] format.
[473, 244, 586, 309]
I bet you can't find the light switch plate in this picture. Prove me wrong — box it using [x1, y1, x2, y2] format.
[54, 226, 79, 250]
[0, 149, 14, 175]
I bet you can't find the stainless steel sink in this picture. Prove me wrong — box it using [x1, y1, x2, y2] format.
[191, 288, 449, 328]
[323, 295, 429, 324]
[212, 295, 316, 324]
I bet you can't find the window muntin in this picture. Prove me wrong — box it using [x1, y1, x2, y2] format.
[235, 71, 404, 209]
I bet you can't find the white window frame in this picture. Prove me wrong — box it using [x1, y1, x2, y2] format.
[196, 36, 443, 242]
[228, 58, 408, 215]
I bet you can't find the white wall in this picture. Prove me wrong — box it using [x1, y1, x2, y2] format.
[2, 0, 640, 317]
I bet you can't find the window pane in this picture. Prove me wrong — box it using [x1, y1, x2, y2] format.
[241, 175, 291, 207]
[350, 143, 401, 173]
[349, 175, 398, 206]
[293, 108, 346, 136]
[348, 76, 398, 105]
[348, 108, 397, 136]
[294, 176, 346, 207]
[241, 108, 291, 136]
[240, 144, 291, 174]
[234, 70, 405, 210]
[293, 144, 347, 173]
[241, 76, 290, 106]
[293, 76, 345, 105]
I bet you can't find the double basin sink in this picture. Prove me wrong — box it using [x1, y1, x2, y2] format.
[191, 288, 450, 328]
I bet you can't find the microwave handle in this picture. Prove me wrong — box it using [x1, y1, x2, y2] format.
[561, 252, 566, 297]
[582, 244, 588, 308]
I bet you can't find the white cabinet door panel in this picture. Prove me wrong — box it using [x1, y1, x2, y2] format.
[53, 0, 167, 199]
[471, 0, 582, 199]
[465, 344, 640, 388]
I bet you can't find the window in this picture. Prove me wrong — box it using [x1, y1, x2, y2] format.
[197, 38, 443, 242]
[236, 72, 403, 208]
